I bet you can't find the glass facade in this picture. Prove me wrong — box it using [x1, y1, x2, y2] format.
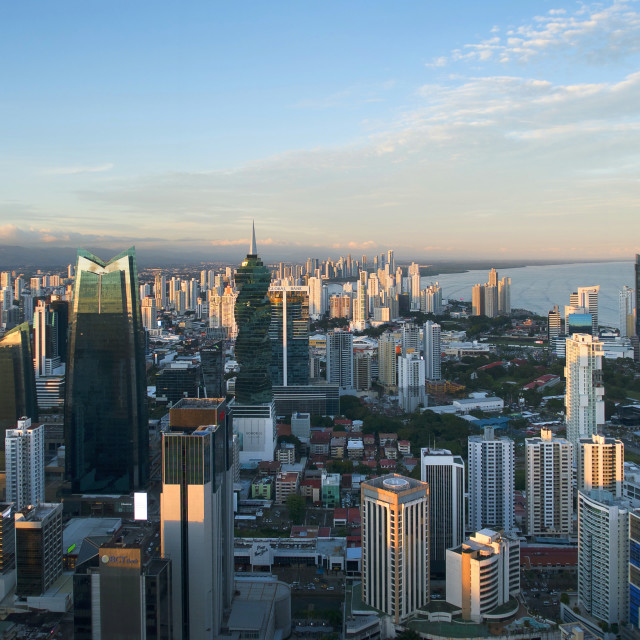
[200, 342, 225, 398]
[65, 248, 148, 494]
[234, 249, 272, 404]
[268, 289, 309, 386]
[0, 323, 38, 446]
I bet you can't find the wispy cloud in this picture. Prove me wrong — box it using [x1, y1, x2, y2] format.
[43, 163, 114, 176]
[427, 1, 640, 67]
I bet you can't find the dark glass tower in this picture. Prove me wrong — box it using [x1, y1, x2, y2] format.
[268, 288, 309, 386]
[0, 323, 38, 446]
[234, 224, 272, 404]
[200, 341, 225, 398]
[65, 248, 148, 494]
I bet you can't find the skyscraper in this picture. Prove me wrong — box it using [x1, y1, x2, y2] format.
[578, 433, 624, 497]
[234, 223, 272, 405]
[0, 323, 38, 448]
[64, 248, 148, 494]
[420, 448, 465, 576]
[468, 427, 515, 533]
[268, 285, 310, 386]
[232, 225, 276, 464]
[161, 398, 233, 640]
[525, 428, 572, 536]
[200, 341, 225, 398]
[578, 490, 630, 626]
[565, 333, 605, 457]
[5, 417, 44, 510]
[423, 320, 441, 381]
[377, 332, 397, 389]
[397, 353, 425, 413]
[361, 474, 429, 624]
[619, 285, 636, 337]
[326, 330, 354, 390]
[570, 285, 600, 335]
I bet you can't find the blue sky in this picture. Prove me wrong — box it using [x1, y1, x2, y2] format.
[1, 0, 639, 262]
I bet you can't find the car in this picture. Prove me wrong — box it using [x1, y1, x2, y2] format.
[543, 601, 550, 605]
[327, 586, 335, 591]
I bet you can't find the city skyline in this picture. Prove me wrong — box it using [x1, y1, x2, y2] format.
[2, 0, 639, 261]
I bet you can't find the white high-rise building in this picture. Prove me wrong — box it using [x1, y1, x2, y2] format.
[308, 276, 327, 319]
[468, 427, 515, 533]
[565, 334, 605, 457]
[5, 417, 45, 510]
[352, 273, 368, 331]
[498, 277, 511, 315]
[326, 330, 354, 390]
[446, 529, 520, 623]
[421, 283, 442, 315]
[578, 433, 624, 497]
[401, 323, 420, 356]
[161, 406, 234, 640]
[361, 474, 429, 624]
[420, 448, 465, 576]
[33, 301, 60, 377]
[570, 286, 600, 334]
[578, 490, 630, 626]
[141, 296, 157, 331]
[525, 428, 572, 536]
[423, 321, 441, 381]
[619, 285, 636, 337]
[398, 353, 425, 413]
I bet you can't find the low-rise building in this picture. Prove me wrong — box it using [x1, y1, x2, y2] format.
[275, 472, 299, 505]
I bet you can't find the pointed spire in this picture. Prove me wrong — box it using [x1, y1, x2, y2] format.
[249, 220, 257, 256]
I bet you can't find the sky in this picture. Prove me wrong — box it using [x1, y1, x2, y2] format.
[1, 0, 639, 263]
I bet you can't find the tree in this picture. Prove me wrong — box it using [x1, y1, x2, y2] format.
[560, 592, 569, 605]
[394, 630, 421, 640]
[286, 495, 306, 525]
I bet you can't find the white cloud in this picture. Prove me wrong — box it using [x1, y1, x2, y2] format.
[43, 163, 114, 175]
[444, 1, 640, 66]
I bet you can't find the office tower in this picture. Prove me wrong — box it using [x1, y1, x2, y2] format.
[354, 352, 372, 391]
[15, 503, 63, 597]
[472, 284, 484, 316]
[630, 512, 640, 629]
[565, 334, 605, 457]
[326, 330, 354, 390]
[268, 286, 310, 386]
[154, 272, 167, 309]
[377, 332, 397, 388]
[420, 448, 465, 576]
[73, 534, 172, 640]
[49, 299, 68, 364]
[234, 224, 272, 404]
[398, 353, 425, 413]
[33, 301, 61, 377]
[0, 323, 38, 445]
[619, 285, 636, 337]
[446, 530, 520, 623]
[423, 321, 441, 381]
[141, 295, 157, 330]
[200, 342, 225, 398]
[578, 433, 623, 496]
[65, 248, 148, 494]
[566, 311, 593, 336]
[361, 474, 429, 624]
[0, 504, 15, 577]
[548, 305, 563, 342]
[0, 271, 10, 289]
[525, 428, 572, 536]
[578, 490, 630, 626]
[468, 427, 515, 533]
[161, 402, 233, 640]
[570, 286, 600, 334]
[156, 362, 201, 405]
[5, 417, 44, 510]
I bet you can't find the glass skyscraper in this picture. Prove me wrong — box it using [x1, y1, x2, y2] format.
[64, 248, 148, 494]
[268, 286, 309, 386]
[234, 224, 272, 404]
[0, 323, 38, 449]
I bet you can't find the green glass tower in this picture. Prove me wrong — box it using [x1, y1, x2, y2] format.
[234, 224, 272, 404]
[0, 323, 38, 449]
[65, 248, 148, 494]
